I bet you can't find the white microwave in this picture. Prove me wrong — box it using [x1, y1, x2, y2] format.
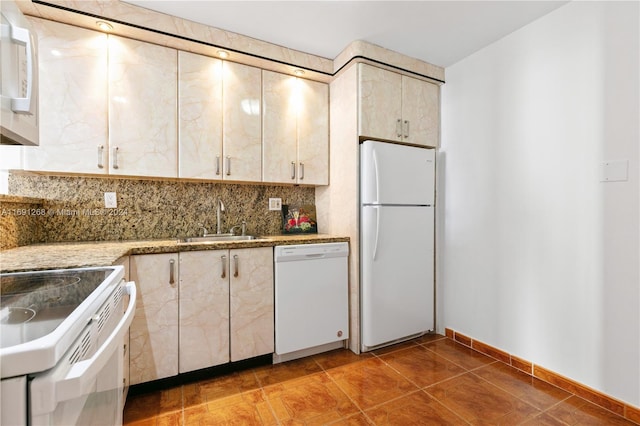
[0, 0, 38, 146]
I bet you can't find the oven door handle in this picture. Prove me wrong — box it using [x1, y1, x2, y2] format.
[46, 282, 136, 408]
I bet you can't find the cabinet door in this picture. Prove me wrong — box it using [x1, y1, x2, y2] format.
[401, 76, 440, 147]
[129, 254, 179, 385]
[179, 250, 229, 373]
[23, 19, 108, 174]
[262, 70, 297, 184]
[297, 78, 329, 185]
[230, 247, 274, 361]
[358, 63, 402, 141]
[109, 36, 177, 177]
[222, 62, 262, 182]
[178, 51, 223, 179]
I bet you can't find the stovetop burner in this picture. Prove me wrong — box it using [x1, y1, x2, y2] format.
[1, 307, 36, 325]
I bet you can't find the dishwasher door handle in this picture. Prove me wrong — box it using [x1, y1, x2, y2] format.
[305, 253, 326, 259]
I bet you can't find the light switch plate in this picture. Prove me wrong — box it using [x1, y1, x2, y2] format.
[269, 198, 282, 211]
[600, 160, 628, 182]
[104, 192, 117, 208]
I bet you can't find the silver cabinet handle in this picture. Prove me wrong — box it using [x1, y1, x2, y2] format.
[225, 156, 231, 176]
[403, 120, 410, 138]
[97, 145, 104, 169]
[221, 255, 227, 279]
[216, 155, 221, 175]
[396, 119, 402, 138]
[299, 162, 305, 180]
[291, 161, 296, 180]
[233, 254, 239, 278]
[112, 147, 119, 169]
[169, 259, 175, 285]
[8, 24, 34, 113]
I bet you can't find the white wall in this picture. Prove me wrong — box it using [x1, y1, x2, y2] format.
[439, 1, 639, 406]
[0, 146, 23, 194]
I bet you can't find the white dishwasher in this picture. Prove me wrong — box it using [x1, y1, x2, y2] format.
[274, 242, 349, 363]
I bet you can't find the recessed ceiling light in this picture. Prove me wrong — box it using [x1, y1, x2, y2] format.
[217, 50, 229, 59]
[96, 21, 113, 31]
[293, 69, 305, 76]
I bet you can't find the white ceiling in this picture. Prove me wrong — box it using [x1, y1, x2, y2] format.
[124, 1, 569, 68]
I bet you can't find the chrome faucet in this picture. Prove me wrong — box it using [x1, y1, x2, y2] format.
[229, 220, 247, 236]
[197, 224, 209, 237]
[216, 198, 225, 234]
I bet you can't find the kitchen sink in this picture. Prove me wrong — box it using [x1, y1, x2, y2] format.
[177, 235, 261, 244]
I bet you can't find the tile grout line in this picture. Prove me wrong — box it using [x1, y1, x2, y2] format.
[369, 339, 565, 425]
[317, 357, 378, 424]
[418, 340, 499, 372]
[371, 344, 470, 392]
[328, 347, 472, 424]
[467, 368, 561, 423]
[252, 368, 283, 426]
[371, 344, 484, 425]
[446, 328, 640, 425]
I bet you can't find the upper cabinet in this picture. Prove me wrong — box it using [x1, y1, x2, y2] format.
[109, 36, 178, 177]
[358, 63, 439, 147]
[24, 19, 332, 184]
[178, 52, 262, 182]
[24, 22, 178, 177]
[23, 19, 108, 174]
[401, 74, 440, 148]
[223, 61, 262, 182]
[178, 51, 223, 180]
[262, 70, 328, 185]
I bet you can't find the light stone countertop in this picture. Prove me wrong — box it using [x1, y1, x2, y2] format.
[0, 234, 350, 273]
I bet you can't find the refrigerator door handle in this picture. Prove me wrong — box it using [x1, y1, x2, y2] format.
[372, 149, 380, 204]
[372, 206, 380, 261]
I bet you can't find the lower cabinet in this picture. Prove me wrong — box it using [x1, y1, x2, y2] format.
[178, 250, 229, 373]
[228, 248, 274, 362]
[129, 248, 274, 385]
[129, 253, 179, 385]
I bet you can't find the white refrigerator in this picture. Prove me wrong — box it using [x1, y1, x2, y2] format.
[360, 140, 435, 351]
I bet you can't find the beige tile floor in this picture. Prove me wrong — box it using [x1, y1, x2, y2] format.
[124, 334, 636, 425]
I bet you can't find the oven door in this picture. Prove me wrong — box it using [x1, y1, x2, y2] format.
[29, 281, 136, 426]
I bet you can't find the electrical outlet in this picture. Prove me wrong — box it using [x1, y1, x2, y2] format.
[268, 198, 282, 211]
[104, 192, 117, 208]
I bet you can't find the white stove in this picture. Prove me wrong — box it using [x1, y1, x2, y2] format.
[0, 266, 136, 425]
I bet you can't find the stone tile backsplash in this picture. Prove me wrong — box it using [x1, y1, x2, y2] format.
[7, 173, 315, 244]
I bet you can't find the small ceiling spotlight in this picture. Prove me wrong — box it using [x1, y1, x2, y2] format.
[293, 69, 305, 76]
[217, 50, 230, 59]
[96, 21, 113, 32]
